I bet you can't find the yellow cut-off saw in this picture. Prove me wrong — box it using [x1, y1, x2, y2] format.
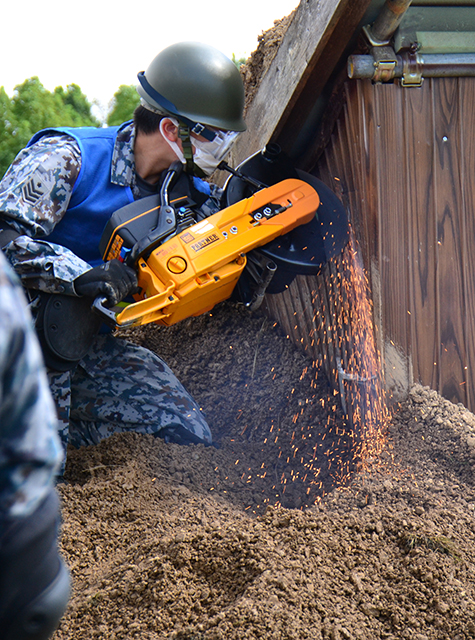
[93, 146, 349, 330]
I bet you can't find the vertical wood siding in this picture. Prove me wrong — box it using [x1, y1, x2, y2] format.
[314, 77, 475, 411]
[264, 238, 387, 440]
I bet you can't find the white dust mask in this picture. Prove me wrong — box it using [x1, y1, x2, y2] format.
[191, 130, 239, 177]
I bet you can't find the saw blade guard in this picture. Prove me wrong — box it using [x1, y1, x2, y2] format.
[222, 143, 350, 294]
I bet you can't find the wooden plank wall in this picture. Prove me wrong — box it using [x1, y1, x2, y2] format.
[314, 77, 475, 411]
[263, 239, 388, 446]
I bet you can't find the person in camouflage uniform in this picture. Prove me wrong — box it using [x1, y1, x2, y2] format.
[0, 250, 70, 640]
[0, 42, 246, 469]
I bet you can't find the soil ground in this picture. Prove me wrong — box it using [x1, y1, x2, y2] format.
[54, 299, 475, 640]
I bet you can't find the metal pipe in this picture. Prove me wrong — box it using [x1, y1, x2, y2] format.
[246, 260, 277, 311]
[411, 0, 475, 5]
[348, 52, 475, 81]
[366, 0, 413, 45]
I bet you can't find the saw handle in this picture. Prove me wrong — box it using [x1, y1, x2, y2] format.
[159, 161, 182, 210]
[91, 297, 122, 329]
[125, 162, 182, 267]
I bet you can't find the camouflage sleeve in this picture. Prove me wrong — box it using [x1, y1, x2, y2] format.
[3, 237, 91, 295]
[0, 252, 63, 522]
[0, 135, 91, 293]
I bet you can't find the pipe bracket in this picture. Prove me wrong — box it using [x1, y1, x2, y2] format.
[401, 52, 423, 87]
[372, 46, 398, 83]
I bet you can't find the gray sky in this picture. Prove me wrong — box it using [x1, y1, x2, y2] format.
[2, 0, 298, 117]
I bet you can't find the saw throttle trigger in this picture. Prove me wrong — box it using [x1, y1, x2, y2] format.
[251, 200, 293, 223]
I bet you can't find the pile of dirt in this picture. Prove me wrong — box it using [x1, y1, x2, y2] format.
[240, 9, 296, 112]
[54, 299, 475, 640]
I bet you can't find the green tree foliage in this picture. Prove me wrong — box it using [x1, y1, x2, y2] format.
[232, 53, 247, 69]
[107, 85, 140, 127]
[0, 77, 100, 179]
[0, 86, 23, 183]
[54, 84, 99, 125]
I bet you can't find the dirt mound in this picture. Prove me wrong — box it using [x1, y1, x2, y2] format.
[63, 300, 354, 512]
[53, 299, 475, 640]
[240, 10, 296, 112]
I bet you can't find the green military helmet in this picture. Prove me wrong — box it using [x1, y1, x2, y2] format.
[137, 41, 246, 133]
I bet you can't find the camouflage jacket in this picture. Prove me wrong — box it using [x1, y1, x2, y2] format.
[0, 252, 62, 524]
[0, 122, 223, 294]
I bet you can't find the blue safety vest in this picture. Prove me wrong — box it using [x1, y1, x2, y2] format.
[28, 126, 134, 267]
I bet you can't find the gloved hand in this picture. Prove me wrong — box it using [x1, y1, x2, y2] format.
[73, 259, 138, 306]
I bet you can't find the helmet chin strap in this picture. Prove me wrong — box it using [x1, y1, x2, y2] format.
[177, 123, 196, 175]
[159, 118, 198, 176]
[159, 117, 209, 179]
[177, 122, 209, 179]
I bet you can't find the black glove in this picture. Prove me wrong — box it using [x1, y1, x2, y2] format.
[73, 259, 138, 306]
